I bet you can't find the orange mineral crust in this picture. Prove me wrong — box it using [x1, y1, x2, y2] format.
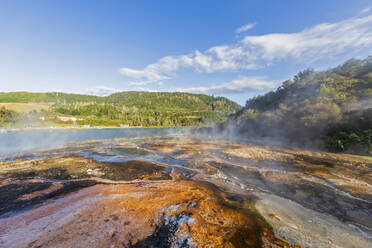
[0, 181, 286, 248]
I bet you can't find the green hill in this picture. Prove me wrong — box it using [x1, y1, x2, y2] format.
[0, 91, 240, 127]
[0, 92, 101, 104]
[224, 56, 372, 155]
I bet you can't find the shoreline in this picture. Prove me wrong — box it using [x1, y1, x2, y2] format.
[0, 125, 204, 133]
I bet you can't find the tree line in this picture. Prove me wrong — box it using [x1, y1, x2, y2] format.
[0, 92, 241, 128]
[225, 56, 372, 155]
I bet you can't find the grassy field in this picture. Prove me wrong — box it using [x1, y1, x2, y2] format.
[0, 103, 51, 113]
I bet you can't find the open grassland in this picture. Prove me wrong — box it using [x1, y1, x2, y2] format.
[0, 102, 51, 113]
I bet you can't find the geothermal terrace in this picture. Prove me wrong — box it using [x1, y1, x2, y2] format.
[0, 136, 371, 248]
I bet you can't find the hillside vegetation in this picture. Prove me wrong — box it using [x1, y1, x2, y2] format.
[225, 56, 372, 155]
[0, 92, 240, 127]
[0, 103, 51, 113]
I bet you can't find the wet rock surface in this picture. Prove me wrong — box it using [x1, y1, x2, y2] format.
[139, 137, 372, 247]
[0, 181, 284, 248]
[0, 180, 96, 217]
[0, 136, 371, 247]
[0, 156, 171, 181]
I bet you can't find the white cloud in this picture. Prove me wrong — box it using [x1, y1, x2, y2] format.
[235, 23, 256, 34]
[176, 77, 279, 94]
[120, 55, 192, 85]
[131, 87, 160, 92]
[120, 14, 372, 84]
[361, 7, 371, 14]
[242, 15, 372, 61]
[86, 86, 119, 96]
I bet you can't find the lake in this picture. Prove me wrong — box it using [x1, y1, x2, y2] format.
[0, 127, 183, 159]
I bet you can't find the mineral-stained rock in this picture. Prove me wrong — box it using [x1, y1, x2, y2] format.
[2, 136, 371, 247]
[0, 181, 282, 248]
[0, 156, 171, 181]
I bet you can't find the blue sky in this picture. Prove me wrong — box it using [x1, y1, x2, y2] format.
[1, 0, 372, 104]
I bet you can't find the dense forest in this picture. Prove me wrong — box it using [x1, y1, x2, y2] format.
[218, 56, 372, 155]
[0, 92, 240, 127]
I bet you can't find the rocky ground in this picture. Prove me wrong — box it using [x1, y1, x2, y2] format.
[0, 136, 371, 247]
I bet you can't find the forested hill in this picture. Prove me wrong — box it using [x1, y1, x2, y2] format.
[0, 92, 101, 104]
[225, 56, 372, 155]
[0, 91, 241, 127]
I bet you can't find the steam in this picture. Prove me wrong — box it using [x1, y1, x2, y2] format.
[344, 99, 372, 111]
[0, 130, 73, 159]
[0, 127, 182, 160]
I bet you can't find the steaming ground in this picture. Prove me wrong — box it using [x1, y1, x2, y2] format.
[0, 134, 371, 247]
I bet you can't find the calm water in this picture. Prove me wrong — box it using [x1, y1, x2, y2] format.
[0, 128, 182, 158]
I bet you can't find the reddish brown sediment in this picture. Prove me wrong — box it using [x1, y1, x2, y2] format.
[0, 156, 171, 181]
[138, 137, 372, 246]
[1, 136, 371, 247]
[16, 182, 63, 201]
[0, 181, 289, 248]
